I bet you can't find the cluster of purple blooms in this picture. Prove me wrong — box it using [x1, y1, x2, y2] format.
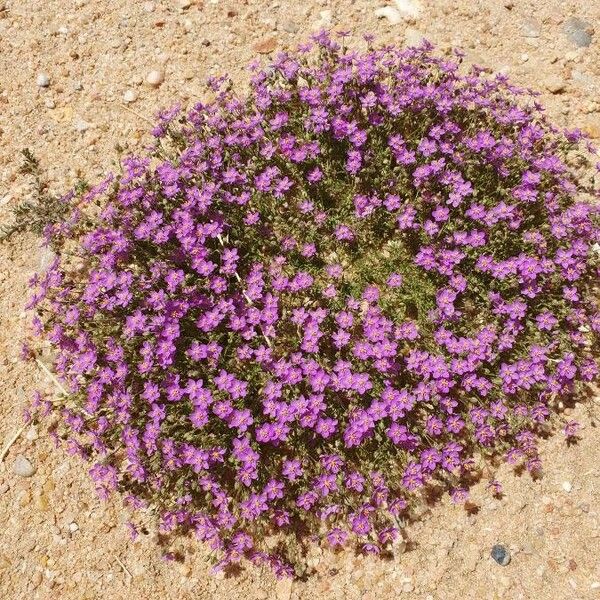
[25, 32, 600, 576]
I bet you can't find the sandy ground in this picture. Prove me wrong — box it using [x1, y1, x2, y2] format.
[1, 1, 600, 598]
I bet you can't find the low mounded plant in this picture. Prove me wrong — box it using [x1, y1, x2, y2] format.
[25, 32, 600, 576]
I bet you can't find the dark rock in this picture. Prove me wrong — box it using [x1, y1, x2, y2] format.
[491, 544, 511, 566]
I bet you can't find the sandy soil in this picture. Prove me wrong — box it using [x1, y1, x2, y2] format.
[1, 1, 600, 598]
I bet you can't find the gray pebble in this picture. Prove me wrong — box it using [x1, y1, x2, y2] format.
[491, 544, 511, 566]
[563, 17, 594, 48]
[13, 454, 36, 478]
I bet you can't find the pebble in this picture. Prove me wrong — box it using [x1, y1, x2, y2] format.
[178, 0, 192, 8]
[253, 37, 278, 54]
[394, 0, 422, 19]
[563, 17, 594, 48]
[544, 77, 566, 94]
[521, 17, 541, 38]
[123, 89, 138, 103]
[491, 544, 511, 566]
[25, 425, 38, 441]
[146, 69, 164, 87]
[73, 118, 91, 133]
[35, 493, 50, 512]
[36, 73, 50, 88]
[13, 454, 36, 478]
[562, 481, 573, 493]
[31, 571, 43, 588]
[281, 21, 299, 34]
[69, 522, 79, 533]
[374, 6, 402, 25]
[591, 582, 600, 590]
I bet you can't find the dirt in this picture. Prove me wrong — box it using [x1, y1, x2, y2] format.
[1, 1, 600, 598]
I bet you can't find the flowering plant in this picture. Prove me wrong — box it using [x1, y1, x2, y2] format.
[25, 32, 600, 576]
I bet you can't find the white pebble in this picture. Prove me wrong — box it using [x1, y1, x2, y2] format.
[25, 426, 38, 441]
[13, 454, 36, 478]
[123, 89, 138, 103]
[73, 118, 91, 133]
[394, 0, 422, 19]
[591, 582, 600, 590]
[562, 481, 573, 493]
[143, 1, 155, 11]
[69, 522, 79, 533]
[36, 73, 50, 88]
[375, 6, 402, 24]
[146, 69, 164, 87]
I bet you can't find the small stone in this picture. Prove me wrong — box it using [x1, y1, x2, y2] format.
[73, 118, 91, 133]
[402, 582, 415, 593]
[253, 37, 277, 54]
[562, 481, 573, 493]
[491, 544, 511, 566]
[591, 582, 600, 590]
[73, 81, 83, 91]
[69, 522, 79, 533]
[544, 77, 566, 94]
[178, 0, 192, 8]
[394, 0, 422, 19]
[521, 17, 541, 38]
[25, 426, 38, 441]
[36, 73, 50, 88]
[13, 454, 36, 478]
[143, 1, 155, 11]
[275, 577, 293, 600]
[31, 571, 43, 588]
[503, 0, 514, 8]
[374, 6, 402, 25]
[563, 17, 594, 48]
[35, 494, 50, 512]
[146, 69, 164, 87]
[123, 89, 138, 103]
[281, 21, 299, 34]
